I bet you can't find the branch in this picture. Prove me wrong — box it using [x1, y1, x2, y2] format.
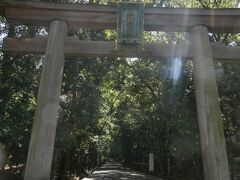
[222, 33, 230, 45]
[122, 61, 159, 101]
[98, 90, 124, 135]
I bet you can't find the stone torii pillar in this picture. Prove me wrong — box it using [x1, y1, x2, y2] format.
[24, 20, 68, 180]
[191, 25, 230, 180]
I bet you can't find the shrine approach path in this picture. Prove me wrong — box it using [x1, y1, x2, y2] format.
[82, 162, 162, 180]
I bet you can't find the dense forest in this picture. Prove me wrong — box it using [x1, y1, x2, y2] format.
[0, 0, 240, 179]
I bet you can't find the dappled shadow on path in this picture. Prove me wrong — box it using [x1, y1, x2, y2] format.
[83, 162, 161, 180]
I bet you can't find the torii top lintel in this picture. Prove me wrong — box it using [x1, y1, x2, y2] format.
[1, 0, 240, 33]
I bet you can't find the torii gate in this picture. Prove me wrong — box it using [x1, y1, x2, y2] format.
[1, 0, 240, 179]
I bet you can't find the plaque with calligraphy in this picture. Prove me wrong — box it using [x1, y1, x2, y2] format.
[117, 2, 144, 45]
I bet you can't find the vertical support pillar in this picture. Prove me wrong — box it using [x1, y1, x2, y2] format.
[191, 25, 230, 180]
[24, 20, 68, 180]
[149, 153, 154, 172]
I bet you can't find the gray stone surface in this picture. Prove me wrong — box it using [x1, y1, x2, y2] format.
[83, 162, 161, 180]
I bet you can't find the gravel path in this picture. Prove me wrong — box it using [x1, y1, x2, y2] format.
[82, 162, 162, 180]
